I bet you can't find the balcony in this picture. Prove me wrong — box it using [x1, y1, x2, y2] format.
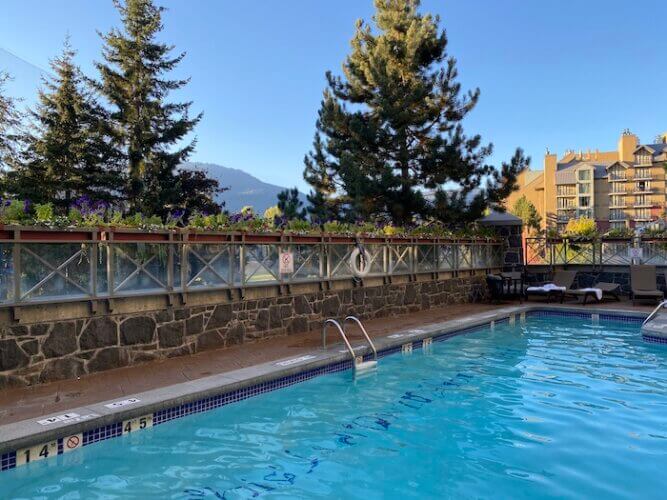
[608, 176, 627, 182]
[609, 204, 627, 209]
[609, 215, 628, 222]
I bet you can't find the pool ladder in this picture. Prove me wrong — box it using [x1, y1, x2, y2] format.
[642, 300, 667, 327]
[322, 316, 378, 372]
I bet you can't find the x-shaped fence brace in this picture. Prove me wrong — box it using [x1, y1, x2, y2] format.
[186, 245, 232, 287]
[113, 246, 166, 293]
[244, 245, 280, 283]
[389, 245, 412, 274]
[20, 245, 91, 300]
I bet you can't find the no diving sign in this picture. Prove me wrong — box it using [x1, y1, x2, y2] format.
[279, 251, 294, 274]
[64, 433, 82, 453]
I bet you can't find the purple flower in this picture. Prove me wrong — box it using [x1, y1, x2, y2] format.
[23, 199, 31, 213]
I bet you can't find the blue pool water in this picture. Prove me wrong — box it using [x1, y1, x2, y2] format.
[3, 314, 667, 499]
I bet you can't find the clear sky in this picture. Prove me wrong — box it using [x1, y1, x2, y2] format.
[1, 0, 667, 193]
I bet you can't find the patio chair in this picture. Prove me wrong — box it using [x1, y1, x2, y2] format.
[567, 282, 621, 305]
[630, 265, 664, 305]
[525, 270, 577, 303]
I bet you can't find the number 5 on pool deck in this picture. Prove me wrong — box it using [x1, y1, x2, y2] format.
[16, 440, 58, 466]
[122, 414, 153, 434]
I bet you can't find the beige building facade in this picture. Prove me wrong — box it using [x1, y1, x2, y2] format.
[506, 131, 667, 232]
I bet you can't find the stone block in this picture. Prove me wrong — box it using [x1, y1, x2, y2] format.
[294, 295, 312, 315]
[225, 322, 245, 345]
[207, 304, 232, 329]
[42, 322, 78, 359]
[80, 317, 118, 350]
[120, 316, 156, 345]
[255, 309, 269, 330]
[158, 321, 185, 348]
[0, 339, 29, 370]
[186, 314, 204, 336]
[40, 358, 85, 382]
[197, 330, 225, 350]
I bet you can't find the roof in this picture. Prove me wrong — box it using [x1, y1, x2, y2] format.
[554, 160, 611, 184]
[477, 211, 523, 226]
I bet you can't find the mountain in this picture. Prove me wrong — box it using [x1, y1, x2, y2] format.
[181, 162, 308, 213]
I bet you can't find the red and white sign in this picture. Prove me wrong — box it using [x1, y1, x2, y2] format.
[279, 251, 294, 274]
[64, 433, 83, 453]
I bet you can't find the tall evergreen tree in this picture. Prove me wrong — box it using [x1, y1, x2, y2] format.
[96, 0, 220, 217]
[0, 71, 23, 173]
[304, 0, 529, 226]
[277, 187, 307, 220]
[6, 40, 123, 210]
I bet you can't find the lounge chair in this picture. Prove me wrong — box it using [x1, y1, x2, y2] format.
[567, 282, 621, 305]
[525, 270, 577, 303]
[630, 265, 664, 305]
[486, 274, 505, 304]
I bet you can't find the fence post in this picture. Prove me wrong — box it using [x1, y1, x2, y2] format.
[12, 229, 21, 303]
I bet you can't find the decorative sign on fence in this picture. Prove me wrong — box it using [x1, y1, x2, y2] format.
[279, 251, 294, 274]
[629, 248, 643, 260]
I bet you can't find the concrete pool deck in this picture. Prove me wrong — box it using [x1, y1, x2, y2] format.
[0, 298, 653, 457]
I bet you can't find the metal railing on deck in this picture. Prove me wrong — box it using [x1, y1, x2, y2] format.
[0, 227, 504, 306]
[524, 237, 667, 267]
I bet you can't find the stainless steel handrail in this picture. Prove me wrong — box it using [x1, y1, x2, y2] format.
[642, 300, 667, 327]
[344, 316, 377, 361]
[322, 319, 356, 360]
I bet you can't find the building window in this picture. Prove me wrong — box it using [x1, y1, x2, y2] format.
[579, 196, 590, 207]
[635, 208, 651, 220]
[610, 221, 626, 230]
[636, 154, 652, 165]
[635, 194, 648, 206]
[557, 185, 575, 196]
[610, 195, 624, 207]
[578, 169, 591, 181]
[578, 183, 590, 194]
[636, 181, 650, 192]
[635, 168, 651, 179]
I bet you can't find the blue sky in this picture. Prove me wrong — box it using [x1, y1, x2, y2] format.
[1, 0, 666, 193]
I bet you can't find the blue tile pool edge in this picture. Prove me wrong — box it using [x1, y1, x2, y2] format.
[0, 308, 647, 473]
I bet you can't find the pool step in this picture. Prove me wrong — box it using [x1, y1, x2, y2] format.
[354, 359, 378, 372]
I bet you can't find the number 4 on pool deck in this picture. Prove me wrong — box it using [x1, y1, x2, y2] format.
[122, 414, 153, 434]
[16, 440, 58, 466]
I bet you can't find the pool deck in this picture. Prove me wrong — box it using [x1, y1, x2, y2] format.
[0, 298, 653, 456]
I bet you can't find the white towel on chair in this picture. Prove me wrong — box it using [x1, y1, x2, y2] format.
[579, 288, 602, 300]
[526, 284, 566, 293]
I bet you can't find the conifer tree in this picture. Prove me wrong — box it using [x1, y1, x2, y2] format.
[277, 187, 307, 220]
[96, 0, 220, 217]
[6, 40, 123, 210]
[0, 71, 23, 172]
[304, 0, 528, 226]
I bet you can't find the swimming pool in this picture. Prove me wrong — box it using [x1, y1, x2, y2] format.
[2, 311, 667, 498]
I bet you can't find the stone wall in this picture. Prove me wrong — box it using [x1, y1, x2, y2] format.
[0, 275, 488, 388]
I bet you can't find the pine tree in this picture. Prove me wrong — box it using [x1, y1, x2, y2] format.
[0, 71, 24, 173]
[95, 0, 220, 217]
[304, 0, 529, 226]
[511, 195, 541, 234]
[277, 187, 307, 220]
[6, 40, 123, 211]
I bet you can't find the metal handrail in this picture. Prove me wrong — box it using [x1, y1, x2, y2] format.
[344, 316, 377, 361]
[642, 300, 667, 327]
[322, 319, 356, 361]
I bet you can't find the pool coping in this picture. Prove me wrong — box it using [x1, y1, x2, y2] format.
[0, 303, 648, 469]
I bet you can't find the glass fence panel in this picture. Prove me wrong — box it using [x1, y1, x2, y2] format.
[112, 243, 170, 294]
[490, 244, 504, 268]
[328, 244, 354, 278]
[415, 245, 437, 272]
[565, 241, 595, 265]
[458, 244, 472, 269]
[389, 245, 412, 274]
[472, 245, 488, 269]
[286, 244, 322, 281]
[185, 243, 234, 289]
[0, 243, 13, 302]
[96, 244, 108, 296]
[438, 244, 455, 270]
[19, 243, 93, 301]
[243, 244, 279, 284]
[525, 239, 548, 265]
[601, 241, 632, 265]
[641, 241, 667, 266]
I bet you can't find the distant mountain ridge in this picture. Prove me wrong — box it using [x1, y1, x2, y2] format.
[181, 162, 307, 213]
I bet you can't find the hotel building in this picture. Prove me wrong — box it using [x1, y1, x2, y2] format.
[505, 130, 667, 232]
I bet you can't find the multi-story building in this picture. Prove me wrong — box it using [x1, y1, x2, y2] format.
[506, 130, 667, 232]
